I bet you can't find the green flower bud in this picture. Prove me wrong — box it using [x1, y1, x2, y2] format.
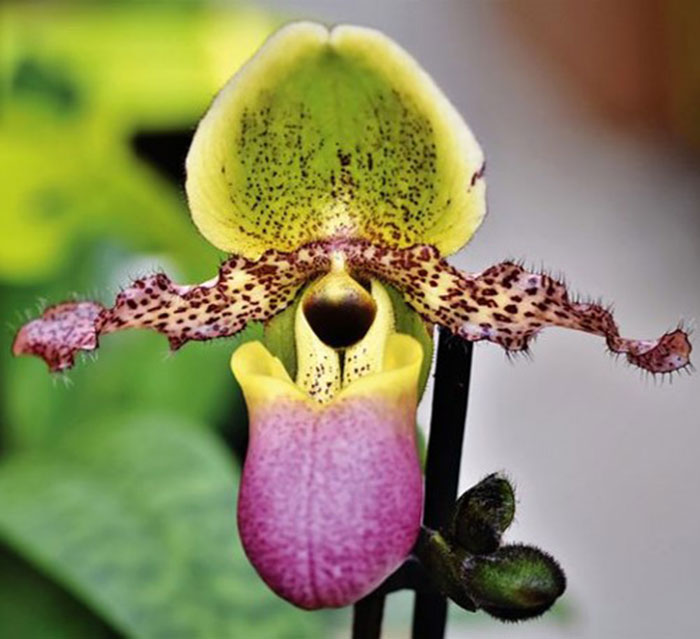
[448, 473, 515, 554]
[462, 544, 566, 621]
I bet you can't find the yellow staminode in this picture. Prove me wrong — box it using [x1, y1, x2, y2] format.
[187, 21, 486, 259]
[231, 332, 423, 413]
[343, 280, 395, 387]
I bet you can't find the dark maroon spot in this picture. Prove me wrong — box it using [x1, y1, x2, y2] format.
[470, 161, 485, 187]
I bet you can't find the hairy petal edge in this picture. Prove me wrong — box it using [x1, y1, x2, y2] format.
[12, 246, 330, 372]
[13, 239, 691, 376]
[344, 241, 692, 375]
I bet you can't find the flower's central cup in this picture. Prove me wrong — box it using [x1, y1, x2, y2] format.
[231, 275, 425, 609]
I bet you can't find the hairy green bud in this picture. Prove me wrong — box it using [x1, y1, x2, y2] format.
[448, 473, 515, 554]
[462, 544, 566, 621]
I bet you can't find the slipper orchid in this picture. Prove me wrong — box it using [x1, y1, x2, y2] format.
[13, 22, 692, 610]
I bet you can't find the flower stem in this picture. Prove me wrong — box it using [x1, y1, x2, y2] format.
[351, 591, 385, 639]
[352, 327, 474, 638]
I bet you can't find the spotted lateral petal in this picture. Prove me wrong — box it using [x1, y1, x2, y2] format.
[14, 238, 692, 375]
[13, 246, 330, 372]
[341, 240, 692, 375]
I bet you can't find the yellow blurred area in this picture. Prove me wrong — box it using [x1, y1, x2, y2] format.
[0, 1, 277, 282]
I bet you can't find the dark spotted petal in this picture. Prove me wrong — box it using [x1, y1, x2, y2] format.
[14, 237, 691, 376]
[186, 22, 486, 260]
[13, 246, 329, 372]
[344, 240, 692, 375]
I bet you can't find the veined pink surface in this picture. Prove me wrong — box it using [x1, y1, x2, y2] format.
[237, 394, 423, 609]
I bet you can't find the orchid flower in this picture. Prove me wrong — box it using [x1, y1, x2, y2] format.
[13, 22, 692, 610]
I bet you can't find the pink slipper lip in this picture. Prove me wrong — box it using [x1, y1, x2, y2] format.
[232, 335, 424, 609]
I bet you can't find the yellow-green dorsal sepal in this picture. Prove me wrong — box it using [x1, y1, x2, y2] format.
[186, 21, 486, 259]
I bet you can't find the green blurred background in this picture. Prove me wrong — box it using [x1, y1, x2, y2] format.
[2, 1, 699, 638]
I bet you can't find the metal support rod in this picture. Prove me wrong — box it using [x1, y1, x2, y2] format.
[351, 327, 474, 638]
[351, 592, 385, 639]
[411, 328, 473, 638]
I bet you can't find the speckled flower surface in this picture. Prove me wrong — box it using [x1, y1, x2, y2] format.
[235, 339, 422, 608]
[12, 21, 692, 610]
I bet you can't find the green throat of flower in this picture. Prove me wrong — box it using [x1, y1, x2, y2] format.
[295, 261, 398, 404]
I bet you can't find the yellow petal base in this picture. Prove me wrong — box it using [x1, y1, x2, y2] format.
[231, 332, 423, 414]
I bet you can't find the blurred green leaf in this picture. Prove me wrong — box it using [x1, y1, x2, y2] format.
[0, 2, 277, 283]
[0, 413, 328, 638]
[0, 545, 119, 639]
[4, 324, 258, 451]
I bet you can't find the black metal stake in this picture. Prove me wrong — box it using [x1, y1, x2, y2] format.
[352, 327, 474, 638]
[351, 591, 385, 639]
